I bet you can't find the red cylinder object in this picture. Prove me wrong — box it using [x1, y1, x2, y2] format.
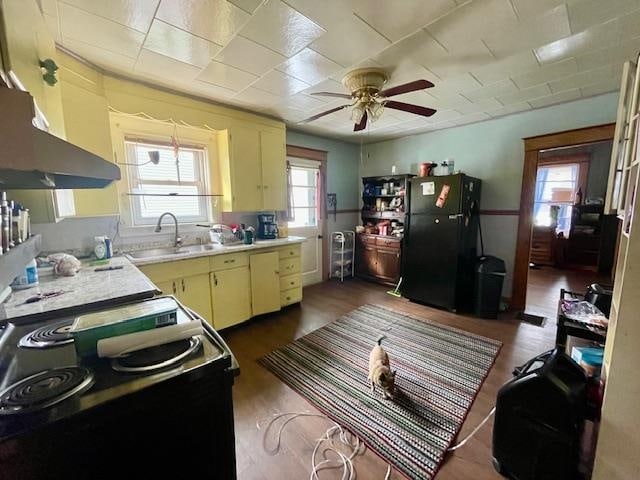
[419, 162, 429, 177]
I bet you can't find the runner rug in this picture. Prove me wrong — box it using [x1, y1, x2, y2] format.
[259, 304, 502, 480]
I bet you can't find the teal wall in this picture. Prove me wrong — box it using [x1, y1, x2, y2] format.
[361, 92, 620, 297]
[286, 130, 360, 210]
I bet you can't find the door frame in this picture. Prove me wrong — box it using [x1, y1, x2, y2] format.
[511, 123, 616, 311]
[286, 144, 329, 280]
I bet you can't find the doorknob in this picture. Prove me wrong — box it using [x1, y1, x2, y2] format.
[317, 235, 323, 239]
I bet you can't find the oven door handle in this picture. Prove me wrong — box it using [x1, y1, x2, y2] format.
[187, 308, 240, 377]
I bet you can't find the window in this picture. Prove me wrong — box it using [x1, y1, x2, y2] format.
[534, 163, 582, 235]
[125, 140, 210, 225]
[288, 163, 319, 228]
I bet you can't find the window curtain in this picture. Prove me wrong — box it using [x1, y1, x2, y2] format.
[557, 164, 579, 233]
[285, 160, 294, 221]
[533, 167, 549, 220]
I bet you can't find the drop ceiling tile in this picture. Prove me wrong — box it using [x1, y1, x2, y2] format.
[465, 79, 518, 101]
[528, 88, 582, 108]
[215, 35, 286, 75]
[427, 41, 497, 79]
[487, 101, 531, 118]
[351, 0, 457, 42]
[510, 0, 564, 20]
[144, 20, 220, 68]
[568, 0, 640, 33]
[426, 0, 518, 51]
[251, 70, 310, 96]
[240, 0, 325, 57]
[59, 3, 145, 58]
[484, 5, 571, 58]
[41, 0, 58, 16]
[471, 50, 540, 85]
[512, 58, 578, 89]
[190, 80, 237, 100]
[548, 65, 615, 93]
[428, 73, 482, 97]
[455, 97, 503, 115]
[426, 109, 462, 122]
[277, 48, 342, 85]
[426, 92, 473, 110]
[287, 92, 326, 110]
[196, 60, 258, 91]
[390, 90, 440, 109]
[232, 86, 282, 107]
[156, 0, 249, 46]
[135, 49, 202, 82]
[62, 37, 136, 73]
[575, 37, 640, 71]
[60, 0, 159, 32]
[310, 15, 390, 67]
[228, 0, 263, 14]
[534, 24, 617, 64]
[497, 83, 551, 104]
[452, 112, 491, 126]
[580, 79, 621, 97]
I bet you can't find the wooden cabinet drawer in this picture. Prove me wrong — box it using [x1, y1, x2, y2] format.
[280, 287, 302, 306]
[279, 257, 301, 275]
[280, 274, 301, 290]
[358, 234, 377, 246]
[138, 257, 209, 283]
[210, 252, 249, 271]
[375, 237, 401, 249]
[278, 244, 301, 259]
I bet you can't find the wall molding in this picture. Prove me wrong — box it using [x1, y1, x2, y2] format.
[479, 209, 520, 216]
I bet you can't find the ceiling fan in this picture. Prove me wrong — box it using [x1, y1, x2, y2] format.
[301, 68, 437, 132]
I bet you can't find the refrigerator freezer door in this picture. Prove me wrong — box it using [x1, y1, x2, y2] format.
[410, 175, 462, 215]
[402, 213, 461, 310]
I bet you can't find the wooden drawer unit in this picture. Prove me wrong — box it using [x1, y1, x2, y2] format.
[280, 287, 302, 306]
[279, 257, 301, 275]
[358, 235, 377, 246]
[376, 237, 401, 249]
[210, 252, 249, 271]
[280, 274, 301, 290]
[278, 244, 301, 259]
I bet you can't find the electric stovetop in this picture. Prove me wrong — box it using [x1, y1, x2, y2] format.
[0, 304, 233, 441]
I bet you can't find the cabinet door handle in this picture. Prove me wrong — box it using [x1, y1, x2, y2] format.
[257, 185, 262, 189]
[213, 274, 218, 286]
[263, 185, 269, 189]
[223, 258, 235, 264]
[181, 279, 185, 292]
[172, 281, 177, 294]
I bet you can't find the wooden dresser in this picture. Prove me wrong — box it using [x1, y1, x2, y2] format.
[355, 234, 402, 286]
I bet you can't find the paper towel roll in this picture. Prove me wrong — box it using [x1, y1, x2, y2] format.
[97, 321, 204, 358]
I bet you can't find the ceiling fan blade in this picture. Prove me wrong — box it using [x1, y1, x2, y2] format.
[310, 92, 352, 99]
[379, 79, 434, 97]
[354, 110, 368, 132]
[385, 100, 436, 117]
[301, 105, 349, 123]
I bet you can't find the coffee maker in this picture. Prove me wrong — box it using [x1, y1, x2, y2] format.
[257, 214, 278, 239]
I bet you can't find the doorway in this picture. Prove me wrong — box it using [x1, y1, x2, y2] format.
[287, 157, 323, 285]
[512, 123, 616, 312]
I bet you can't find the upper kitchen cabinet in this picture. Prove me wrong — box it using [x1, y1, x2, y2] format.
[220, 126, 286, 212]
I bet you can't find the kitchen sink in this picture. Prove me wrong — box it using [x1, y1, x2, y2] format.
[126, 243, 220, 259]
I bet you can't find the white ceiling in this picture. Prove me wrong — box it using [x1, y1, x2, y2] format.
[41, 0, 640, 143]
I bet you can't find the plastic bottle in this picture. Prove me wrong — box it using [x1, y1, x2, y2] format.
[11, 258, 38, 290]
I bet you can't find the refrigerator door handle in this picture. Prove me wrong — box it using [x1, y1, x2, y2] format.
[448, 213, 463, 219]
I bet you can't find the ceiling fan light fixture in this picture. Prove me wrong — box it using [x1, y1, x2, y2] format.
[368, 101, 384, 122]
[351, 104, 365, 124]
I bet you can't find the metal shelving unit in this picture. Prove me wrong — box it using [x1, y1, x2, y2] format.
[330, 231, 355, 282]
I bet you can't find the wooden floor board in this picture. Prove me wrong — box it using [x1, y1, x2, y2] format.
[224, 273, 588, 479]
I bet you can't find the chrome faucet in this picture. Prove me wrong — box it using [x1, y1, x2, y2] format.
[154, 212, 182, 248]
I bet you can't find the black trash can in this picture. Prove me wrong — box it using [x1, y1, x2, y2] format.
[474, 255, 506, 319]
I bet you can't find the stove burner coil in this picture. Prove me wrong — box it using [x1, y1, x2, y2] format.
[111, 336, 202, 373]
[19, 320, 74, 348]
[0, 367, 94, 415]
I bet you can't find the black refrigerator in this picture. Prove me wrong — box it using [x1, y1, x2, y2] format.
[402, 174, 481, 311]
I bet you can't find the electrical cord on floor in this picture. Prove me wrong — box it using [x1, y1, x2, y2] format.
[447, 406, 496, 452]
[258, 411, 392, 480]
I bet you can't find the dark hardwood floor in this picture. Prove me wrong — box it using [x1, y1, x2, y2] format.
[223, 278, 560, 480]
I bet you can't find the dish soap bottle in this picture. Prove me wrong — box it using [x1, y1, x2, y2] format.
[94, 236, 108, 260]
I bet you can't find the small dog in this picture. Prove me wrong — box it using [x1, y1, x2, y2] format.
[368, 336, 396, 400]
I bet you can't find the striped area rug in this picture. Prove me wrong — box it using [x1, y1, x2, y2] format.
[259, 304, 502, 480]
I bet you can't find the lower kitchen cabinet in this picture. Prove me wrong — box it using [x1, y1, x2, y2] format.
[250, 252, 281, 316]
[211, 266, 252, 330]
[355, 234, 402, 286]
[178, 274, 213, 325]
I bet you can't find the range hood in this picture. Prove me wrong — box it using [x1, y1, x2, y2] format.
[0, 86, 120, 189]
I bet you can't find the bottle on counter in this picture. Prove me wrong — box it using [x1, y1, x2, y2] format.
[11, 258, 39, 290]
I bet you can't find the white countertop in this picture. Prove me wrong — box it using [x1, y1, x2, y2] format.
[126, 236, 306, 266]
[0, 256, 159, 323]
